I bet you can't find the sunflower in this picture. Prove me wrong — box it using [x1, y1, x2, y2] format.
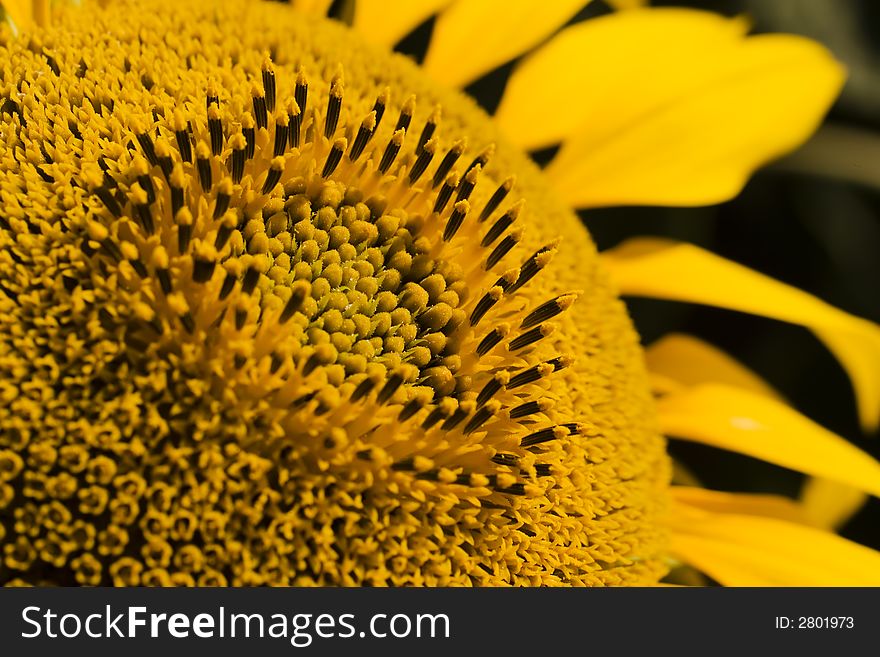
[0, 0, 878, 587]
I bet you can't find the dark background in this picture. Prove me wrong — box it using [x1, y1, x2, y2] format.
[380, 0, 880, 550]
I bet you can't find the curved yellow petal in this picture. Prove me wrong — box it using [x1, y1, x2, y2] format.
[422, 0, 585, 88]
[547, 35, 844, 207]
[657, 383, 880, 497]
[669, 496, 880, 585]
[646, 333, 781, 399]
[801, 477, 868, 531]
[495, 9, 843, 207]
[496, 9, 748, 150]
[602, 239, 880, 431]
[354, 0, 452, 48]
[672, 486, 805, 524]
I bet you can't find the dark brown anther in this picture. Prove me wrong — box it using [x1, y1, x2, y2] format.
[279, 286, 307, 324]
[231, 145, 246, 184]
[480, 176, 514, 221]
[261, 158, 284, 194]
[476, 376, 504, 407]
[456, 164, 480, 203]
[324, 78, 343, 139]
[261, 62, 276, 112]
[440, 406, 468, 431]
[135, 131, 158, 166]
[485, 232, 520, 270]
[509, 400, 542, 419]
[395, 95, 415, 133]
[322, 138, 346, 178]
[351, 377, 377, 402]
[416, 106, 440, 155]
[491, 453, 518, 467]
[398, 397, 425, 422]
[378, 129, 404, 174]
[475, 327, 505, 357]
[432, 140, 464, 188]
[469, 286, 502, 326]
[408, 137, 436, 184]
[197, 153, 212, 192]
[421, 405, 450, 430]
[463, 404, 495, 435]
[135, 202, 155, 235]
[192, 257, 216, 283]
[273, 114, 289, 157]
[295, 69, 308, 117]
[507, 243, 556, 293]
[288, 100, 302, 149]
[241, 266, 261, 295]
[377, 372, 404, 404]
[138, 174, 156, 204]
[95, 186, 122, 217]
[433, 172, 458, 214]
[218, 273, 236, 301]
[212, 182, 232, 220]
[508, 325, 549, 351]
[156, 268, 172, 295]
[208, 107, 223, 156]
[175, 128, 192, 163]
[443, 200, 469, 242]
[252, 87, 268, 130]
[235, 307, 248, 330]
[348, 112, 376, 162]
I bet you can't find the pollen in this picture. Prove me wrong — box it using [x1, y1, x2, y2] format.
[0, 0, 669, 586]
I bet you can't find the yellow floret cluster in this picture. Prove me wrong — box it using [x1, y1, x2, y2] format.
[0, 0, 669, 586]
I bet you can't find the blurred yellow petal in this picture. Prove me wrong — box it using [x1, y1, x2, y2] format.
[2, 0, 35, 30]
[669, 497, 880, 585]
[354, 0, 452, 48]
[496, 9, 748, 150]
[657, 384, 880, 497]
[801, 477, 868, 531]
[646, 333, 781, 399]
[291, 0, 332, 15]
[495, 8, 843, 207]
[422, 0, 585, 88]
[602, 239, 880, 431]
[672, 486, 805, 524]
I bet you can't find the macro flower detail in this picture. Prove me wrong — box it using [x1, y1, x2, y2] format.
[1, 0, 879, 587]
[0, 0, 668, 586]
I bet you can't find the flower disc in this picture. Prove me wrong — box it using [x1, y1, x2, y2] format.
[0, 0, 669, 586]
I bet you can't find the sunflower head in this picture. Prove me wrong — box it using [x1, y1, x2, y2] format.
[0, 0, 669, 586]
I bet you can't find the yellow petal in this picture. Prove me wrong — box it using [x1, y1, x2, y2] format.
[354, 0, 452, 48]
[646, 333, 781, 399]
[496, 9, 751, 149]
[669, 496, 880, 585]
[602, 239, 880, 430]
[548, 34, 844, 207]
[672, 486, 806, 524]
[657, 383, 880, 497]
[291, 0, 333, 16]
[422, 0, 585, 88]
[2, 0, 35, 31]
[494, 9, 843, 207]
[801, 477, 868, 531]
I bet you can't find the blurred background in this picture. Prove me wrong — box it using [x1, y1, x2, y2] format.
[386, 0, 880, 551]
